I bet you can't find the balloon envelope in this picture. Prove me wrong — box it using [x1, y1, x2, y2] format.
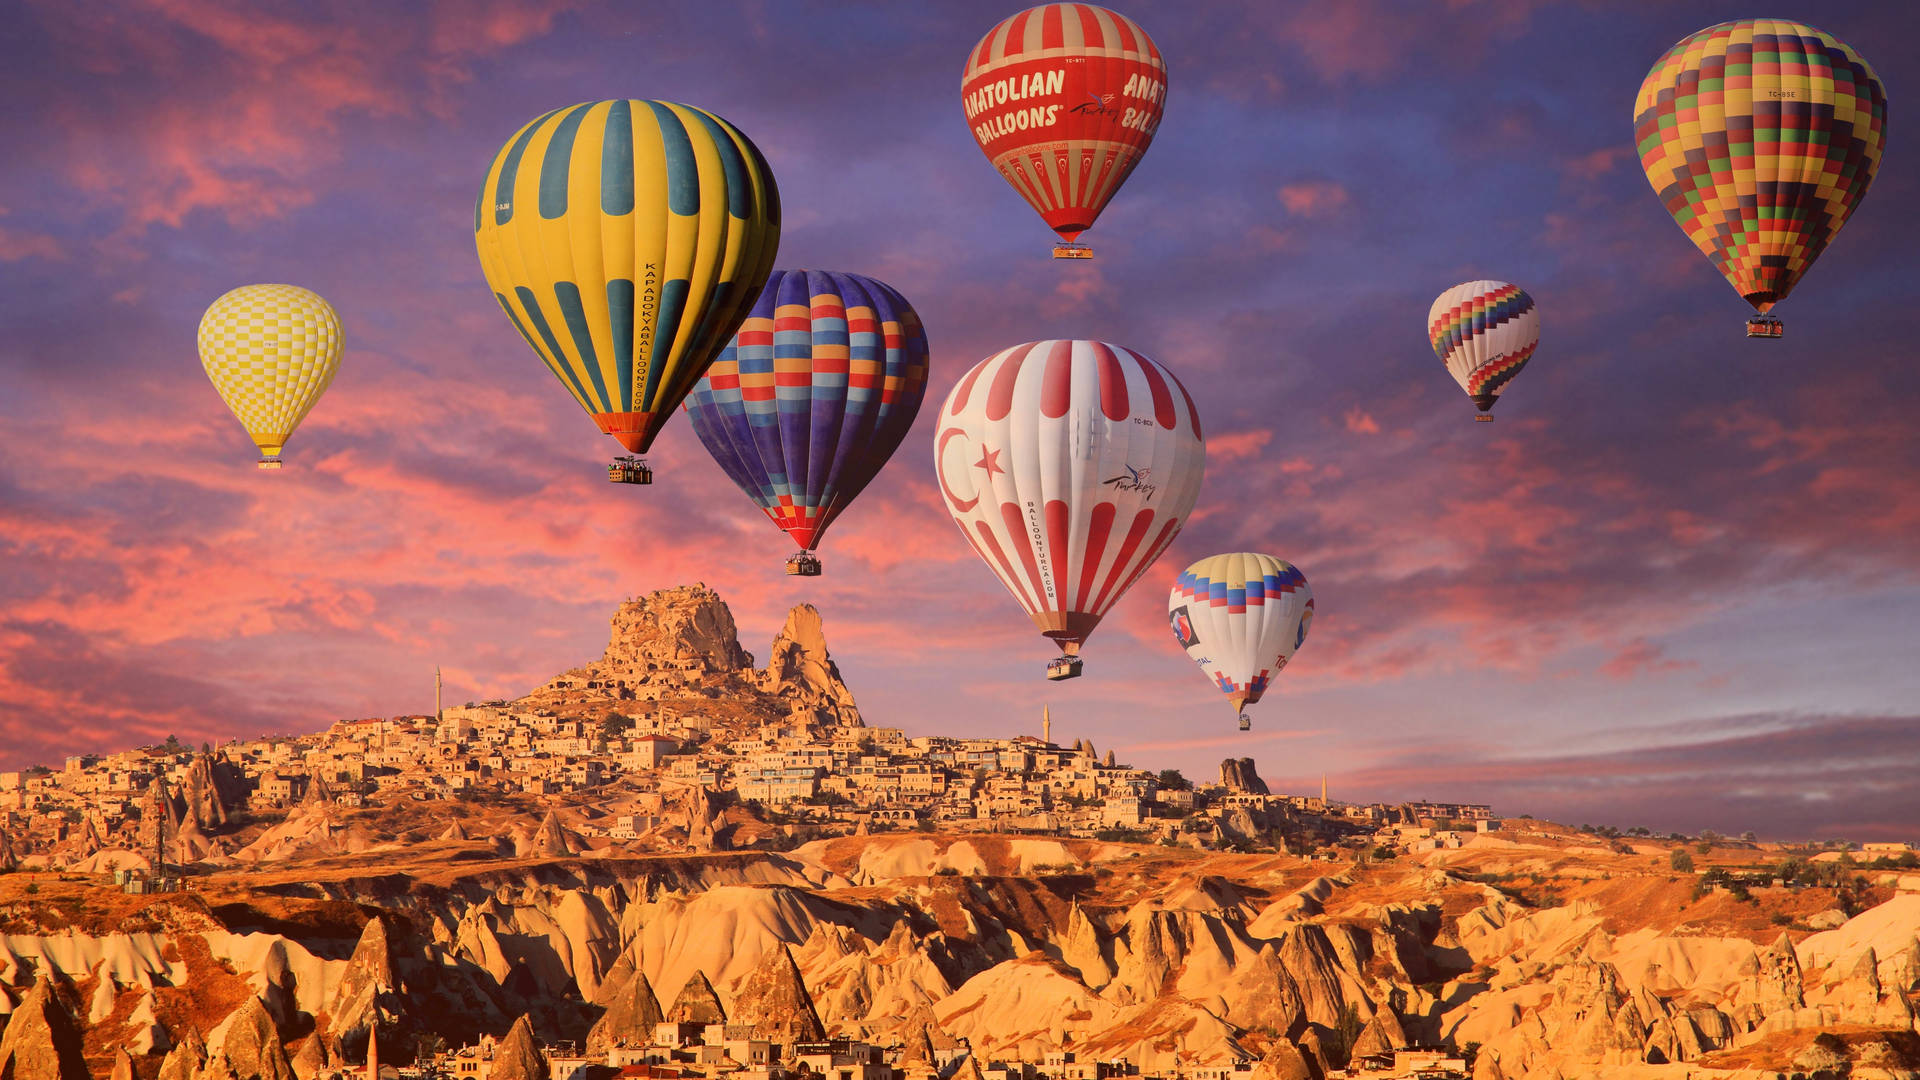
[934, 340, 1204, 658]
[684, 269, 931, 553]
[1633, 19, 1886, 314]
[474, 100, 780, 455]
[1428, 280, 1539, 414]
[962, 4, 1166, 243]
[197, 284, 342, 463]
[1168, 553, 1313, 716]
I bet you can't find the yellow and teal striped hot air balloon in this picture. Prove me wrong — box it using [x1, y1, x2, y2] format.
[197, 284, 343, 469]
[475, 100, 780, 480]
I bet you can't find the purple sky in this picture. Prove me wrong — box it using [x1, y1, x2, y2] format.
[1, 1, 1915, 841]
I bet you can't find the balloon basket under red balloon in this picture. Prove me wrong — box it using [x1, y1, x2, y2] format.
[1237, 713, 1251, 732]
[785, 552, 822, 577]
[1745, 316, 1784, 339]
[1052, 243, 1093, 260]
[1046, 656, 1084, 681]
[608, 457, 652, 485]
[1473, 415, 1495, 423]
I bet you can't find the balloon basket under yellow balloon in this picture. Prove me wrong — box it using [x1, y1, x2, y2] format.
[608, 457, 652, 485]
[256, 457, 283, 470]
[1051, 243, 1093, 260]
[1473, 415, 1495, 423]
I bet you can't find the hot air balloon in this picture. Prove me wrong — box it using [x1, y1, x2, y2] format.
[1428, 281, 1539, 422]
[934, 340, 1205, 680]
[683, 269, 931, 577]
[197, 284, 342, 469]
[961, 4, 1166, 258]
[474, 100, 780, 483]
[1168, 553, 1313, 732]
[1634, 19, 1887, 339]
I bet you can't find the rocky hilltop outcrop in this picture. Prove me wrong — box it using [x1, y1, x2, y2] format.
[526, 585, 862, 728]
[1221, 757, 1269, 794]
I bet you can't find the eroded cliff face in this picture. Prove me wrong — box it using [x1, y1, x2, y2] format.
[524, 586, 862, 728]
[7, 841, 1917, 1078]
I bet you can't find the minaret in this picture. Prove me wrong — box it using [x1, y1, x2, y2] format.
[367, 1021, 378, 1079]
[1043, 705, 1051, 746]
[435, 666, 443, 722]
[1321, 774, 1328, 806]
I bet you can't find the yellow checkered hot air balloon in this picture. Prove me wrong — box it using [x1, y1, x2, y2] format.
[474, 100, 781, 484]
[197, 284, 343, 469]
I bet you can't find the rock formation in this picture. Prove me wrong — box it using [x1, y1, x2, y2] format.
[526, 587, 860, 733]
[1220, 757, 1269, 794]
[323, 916, 396, 1049]
[756, 604, 862, 725]
[587, 969, 666, 1053]
[730, 943, 827, 1044]
[490, 1015, 549, 1080]
[0, 977, 88, 1080]
[204, 995, 295, 1080]
[669, 970, 728, 1024]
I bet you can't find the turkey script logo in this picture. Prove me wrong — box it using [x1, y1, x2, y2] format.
[1102, 464, 1155, 500]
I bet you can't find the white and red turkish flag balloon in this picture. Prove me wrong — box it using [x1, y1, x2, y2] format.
[934, 341, 1206, 660]
[961, 4, 1166, 243]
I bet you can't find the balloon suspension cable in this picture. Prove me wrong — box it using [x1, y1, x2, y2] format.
[608, 455, 653, 485]
[1052, 242, 1093, 260]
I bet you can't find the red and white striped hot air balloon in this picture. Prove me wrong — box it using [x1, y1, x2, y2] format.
[961, 4, 1166, 258]
[934, 340, 1205, 680]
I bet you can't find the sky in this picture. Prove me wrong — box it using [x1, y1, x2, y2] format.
[0, 0, 1915, 842]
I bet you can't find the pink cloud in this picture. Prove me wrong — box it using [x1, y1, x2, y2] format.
[1279, 181, 1350, 219]
[1343, 408, 1379, 434]
[1600, 638, 1696, 681]
[1209, 429, 1273, 462]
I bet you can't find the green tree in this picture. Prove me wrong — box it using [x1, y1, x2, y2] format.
[1156, 769, 1192, 792]
[1669, 849, 1695, 872]
[600, 712, 635, 739]
[1327, 1002, 1366, 1064]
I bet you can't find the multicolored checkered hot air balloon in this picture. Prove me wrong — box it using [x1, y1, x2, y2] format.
[1168, 553, 1314, 732]
[474, 101, 780, 482]
[1633, 19, 1887, 339]
[962, 4, 1166, 258]
[197, 284, 342, 469]
[683, 269, 931, 577]
[934, 340, 1205, 681]
[1428, 280, 1539, 423]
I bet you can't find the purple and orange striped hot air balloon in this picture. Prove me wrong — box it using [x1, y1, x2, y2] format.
[683, 270, 930, 576]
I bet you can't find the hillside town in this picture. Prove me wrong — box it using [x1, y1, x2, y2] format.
[0, 587, 1497, 873]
